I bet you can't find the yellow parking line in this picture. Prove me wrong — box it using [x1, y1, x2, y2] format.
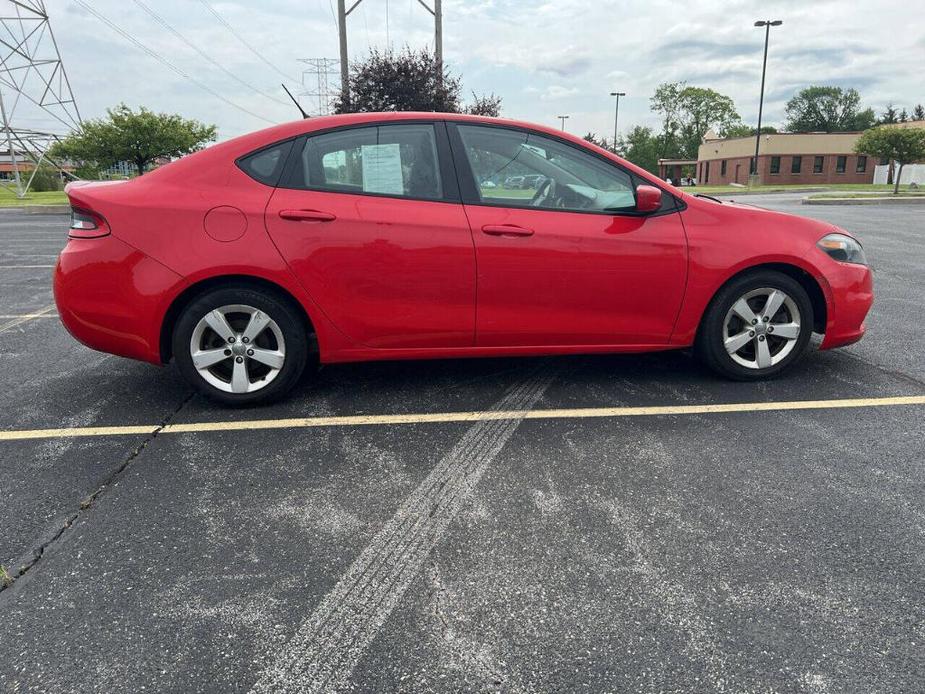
[0, 304, 56, 333]
[2, 395, 924, 442]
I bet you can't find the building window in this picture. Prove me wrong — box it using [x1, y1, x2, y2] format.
[836, 155, 847, 174]
[750, 157, 756, 175]
[770, 156, 781, 174]
[704, 161, 710, 183]
[813, 156, 824, 174]
[721, 159, 727, 176]
[856, 155, 867, 173]
[791, 156, 802, 174]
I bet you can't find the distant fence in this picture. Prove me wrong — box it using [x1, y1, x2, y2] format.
[873, 164, 925, 185]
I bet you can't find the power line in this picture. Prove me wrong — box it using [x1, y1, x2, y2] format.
[197, 0, 299, 84]
[132, 0, 290, 107]
[73, 0, 276, 125]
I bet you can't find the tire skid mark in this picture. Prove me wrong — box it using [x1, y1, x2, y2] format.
[250, 367, 556, 694]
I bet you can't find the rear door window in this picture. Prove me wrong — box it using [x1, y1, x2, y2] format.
[288, 124, 443, 200]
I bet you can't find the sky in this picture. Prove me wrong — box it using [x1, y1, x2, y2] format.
[12, 0, 925, 142]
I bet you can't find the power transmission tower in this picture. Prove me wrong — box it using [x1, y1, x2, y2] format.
[299, 57, 339, 116]
[0, 0, 81, 197]
[336, 0, 442, 111]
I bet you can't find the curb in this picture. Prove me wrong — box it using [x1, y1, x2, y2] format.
[22, 204, 70, 215]
[802, 196, 925, 206]
[710, 187, 828, 197]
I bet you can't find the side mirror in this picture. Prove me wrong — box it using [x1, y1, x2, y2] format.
[635, 185, 663, 213]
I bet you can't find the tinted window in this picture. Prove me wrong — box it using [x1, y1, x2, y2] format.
[720, 159, 727, 176]
[813, 156, 824, 173]
[836, 155, 847, 173]
[791, 156, 802, 174]
[290, 124, 442, 200]
[457, 124, 635, 212]
[238, 140, 293, 186]
[856, 155, 867, 173]
[770, 156, 781, 174]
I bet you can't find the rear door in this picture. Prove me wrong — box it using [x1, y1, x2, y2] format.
[264, 121, 476, 349]
[449, 123, 688, 347]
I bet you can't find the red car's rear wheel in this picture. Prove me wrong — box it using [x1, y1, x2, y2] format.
[172, 286, 309, 405]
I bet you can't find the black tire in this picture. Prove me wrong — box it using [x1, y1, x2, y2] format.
[172, 286, 309, 405]
[695, 270, 814, 381]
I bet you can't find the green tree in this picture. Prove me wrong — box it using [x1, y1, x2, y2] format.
[784, 86, 876, 132]
[50, 104, 216, 177]
[334, 47, 462, 114]
[465, 92, 502, 117]
[722, 124, 778, 138]
[914, 104, 925, 121]
[854, 126, 925, 194]
[616, 125, 660, 174]
[651, 82, 740, 159]
[880, 103, 899, 124]
[27, 162, 64, 191]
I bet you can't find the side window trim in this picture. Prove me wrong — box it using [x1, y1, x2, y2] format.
[445, 121, 680, 217]
[277, 121, 460, 204]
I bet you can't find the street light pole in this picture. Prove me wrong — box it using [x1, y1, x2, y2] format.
[557, 114, 570, 131]
[610, 91, 625, 151]
[752, 19, 782, 184]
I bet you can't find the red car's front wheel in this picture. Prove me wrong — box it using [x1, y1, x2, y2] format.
[697, 270, 814, 381]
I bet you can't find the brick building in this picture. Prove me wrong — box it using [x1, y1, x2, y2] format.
[695, 131, 876, 186]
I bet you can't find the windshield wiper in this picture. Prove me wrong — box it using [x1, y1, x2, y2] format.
[694, 193, 723, 203]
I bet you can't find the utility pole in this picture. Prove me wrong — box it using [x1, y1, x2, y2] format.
[337, 0, 350, 111]
[752, 19, 782, 185]
[610, 91, 625, 151]
[337, 0, 444, 110]
[557, 114, 569, 131]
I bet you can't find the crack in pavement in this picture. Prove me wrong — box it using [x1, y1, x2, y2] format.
[0, 391, 195, 597]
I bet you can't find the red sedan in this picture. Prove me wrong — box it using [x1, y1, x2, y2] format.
[54, 112, 873, 404]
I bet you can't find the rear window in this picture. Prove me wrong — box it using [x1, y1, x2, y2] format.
[237, 140, 294, 186]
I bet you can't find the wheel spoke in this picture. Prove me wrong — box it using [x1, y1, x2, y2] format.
[724, 331, 753, 355]
[231, 359, 250, 393]
[771, 322, 801, 340]
[732, 298, 758, 324]
[755, 338, 772, 369]
[192, 348, 228, 369]
[242, 310, 271, 343]
[762, 290, 785, 321]
[204, 309, 235, 342]
[249, 347, 285, 370]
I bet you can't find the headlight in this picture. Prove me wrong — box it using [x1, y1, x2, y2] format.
[817, 233, 867, 265]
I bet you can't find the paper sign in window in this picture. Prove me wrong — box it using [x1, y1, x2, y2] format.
[361, 144, 404, 195]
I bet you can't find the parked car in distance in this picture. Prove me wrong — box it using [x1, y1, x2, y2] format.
[55, 112, 873, 405]
[504, 175, 524, 189]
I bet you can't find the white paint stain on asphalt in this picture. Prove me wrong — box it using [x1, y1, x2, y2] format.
[0, 304, 56, 333]
[249, 367, 557, 694]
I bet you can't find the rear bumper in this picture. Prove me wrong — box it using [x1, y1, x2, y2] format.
[819, 262, 874, 350]
[54, 235, 181, 364]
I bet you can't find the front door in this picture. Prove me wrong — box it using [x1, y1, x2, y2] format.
[449, 123, 687, 347]
[265, 122, 476, 349]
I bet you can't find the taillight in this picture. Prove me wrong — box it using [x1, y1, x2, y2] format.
[68, 207, 110, 239]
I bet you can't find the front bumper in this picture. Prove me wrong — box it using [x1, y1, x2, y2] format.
[818, 261, 874, 350]
[54, 235, 182, 364]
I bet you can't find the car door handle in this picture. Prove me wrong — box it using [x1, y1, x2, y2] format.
[481, 224, 534, 237]
[279, 209, 337, 222]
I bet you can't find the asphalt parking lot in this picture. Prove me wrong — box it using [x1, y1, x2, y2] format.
[1, 194, 924, 693]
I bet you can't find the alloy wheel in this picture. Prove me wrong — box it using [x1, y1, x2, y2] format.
[722, 288, 802, 370]
[189, 304, 286, 393]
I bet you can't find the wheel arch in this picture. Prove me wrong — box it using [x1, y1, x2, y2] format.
[697, 262, 828, 339]
[159, 274, 317, 364]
